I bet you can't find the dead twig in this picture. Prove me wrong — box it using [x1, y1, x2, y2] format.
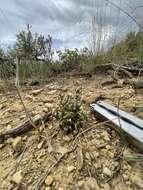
[73, 118, 118, 144]
[33, 145, 77, 190]
[15, 86, 37, 129]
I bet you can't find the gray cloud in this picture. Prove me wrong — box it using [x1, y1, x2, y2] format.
[0, 0, 143, 50]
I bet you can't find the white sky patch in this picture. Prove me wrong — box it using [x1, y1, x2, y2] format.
[0, 0, 142, 50]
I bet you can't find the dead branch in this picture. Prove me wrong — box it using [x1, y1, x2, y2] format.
[0, 112, 52, 143]
[93, 63, 143, 77]
[118, 68, 133, 79]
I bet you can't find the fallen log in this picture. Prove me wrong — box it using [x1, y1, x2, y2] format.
[93, 63, 143, 77]
[124, 79, 143, 89]
[0, 112, 52, 143]
[91, 101, 143, 151]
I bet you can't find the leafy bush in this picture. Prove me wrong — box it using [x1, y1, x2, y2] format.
[106, 30, 143, 64]
[57, 48, 79, 71]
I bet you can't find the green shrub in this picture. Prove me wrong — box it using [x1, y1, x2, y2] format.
[56, 88, 87, 134]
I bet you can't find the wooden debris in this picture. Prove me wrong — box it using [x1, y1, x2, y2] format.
[0, 112, 52, 143]
[93, 63, 143, 76]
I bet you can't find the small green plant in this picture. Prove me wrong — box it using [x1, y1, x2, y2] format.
[56, 88, 87, 134]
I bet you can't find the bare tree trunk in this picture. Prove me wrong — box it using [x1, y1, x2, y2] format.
[15, 57, 20, 87]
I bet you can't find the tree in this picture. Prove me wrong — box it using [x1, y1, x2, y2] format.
[0, 47, 5, 61]
[35, 34, 53, 61]
[15, 24, 53, 61]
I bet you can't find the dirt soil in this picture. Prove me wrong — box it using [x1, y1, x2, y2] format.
[0, 75, 143, 190]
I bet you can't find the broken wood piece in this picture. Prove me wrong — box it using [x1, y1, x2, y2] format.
[93, 63, 143, 76]
[91, 101, 143, 151]
[117, 67, 133, 79]
[0, 112, 52, 143]
[101, 80, 116, 87]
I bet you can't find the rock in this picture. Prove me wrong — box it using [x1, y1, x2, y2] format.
[48, 125, 53, 130]
[84, 177, 100, 190]
[118, 79, 124, 85]
[11, 104, 23, 112]
[106, 145, 111, 150]
[63, 136, 71, 142]
[108, 151, 114, 158]
[37, 149, 46, 159]
[114, 182, 127, 190]
[43, 107, 48, 113]
[136, 112, 143, 119]
[37, 141, 44, 149]
[0, 144, 4, 149]
[58, 188, 64, 190]
[45, 103, 53, 109]
[47, 90, 57, 95]
[67, 166, 76, 172]
[25, 95, 34, 101]
[103, 167, 112, 176]
[85, 152, 92, 162]
[62, 87, 68, 92]
[20, 115, 26, 119]
[83, 94, 96, 104]
[131, 174, 143, 188]
[122, 174, 129, 181]
[7, 125, 12, 130]
[12, 170, 23, 184]
[101, 131, 110, 141]
[0, 104, 5, 110]
[45, 187, 51, 190]
[77, 180, 84, 187]
[91, 151, 99, 159]
[48, 143, 54, 153]
[12, 137, 22, 152]
[32, 89, 43, 95]
[38, 102, 44, 106]
[56, 146, 68, 154]
[45, 176, 54, 186]
[101, 183, 111, 190]
[22, 136, 27, 141]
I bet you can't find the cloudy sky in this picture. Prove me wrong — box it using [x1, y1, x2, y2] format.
[0, 0, 143, 50]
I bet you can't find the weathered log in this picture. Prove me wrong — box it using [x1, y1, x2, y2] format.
[124, 79, 143, 89]
[120, 66, 143, 76]
[117, 68, 133, 79]
[94, 63, 114, 74]
[93, 63, 143, 76]
[0, 112, 52, 143]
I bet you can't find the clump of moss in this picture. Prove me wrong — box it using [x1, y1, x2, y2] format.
[56, 88, 87, 134]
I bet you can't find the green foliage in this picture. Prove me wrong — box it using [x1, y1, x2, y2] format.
[56, 88, 87, 134]
[0, 48, 5, 60]
[0, 47, 16, 80]
[15, 24, 53, 61]
[57, 48, 79, 71]
[106, 30, 143, 64]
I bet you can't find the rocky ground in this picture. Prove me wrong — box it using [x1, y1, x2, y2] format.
[0, 75, 143, 190]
